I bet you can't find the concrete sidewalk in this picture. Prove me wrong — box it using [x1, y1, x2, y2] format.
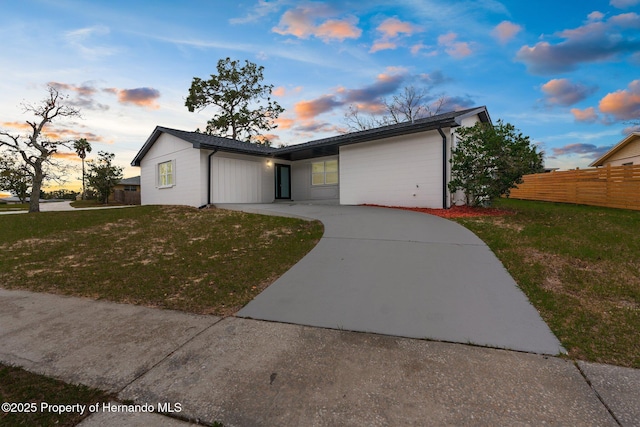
[224, 203, 563, 355]
[2, 289, 639, 426]
[0, 200, 134, 215]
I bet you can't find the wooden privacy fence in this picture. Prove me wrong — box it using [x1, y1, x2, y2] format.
[509, 164, 640, 211]
[113, 190, 141, 205]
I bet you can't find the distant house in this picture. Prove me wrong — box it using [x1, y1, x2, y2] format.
[110, 176, 141, 204]
[131, 107, 491, 209]
[113, 176, 141, 193]
[590, 132, 640, 167]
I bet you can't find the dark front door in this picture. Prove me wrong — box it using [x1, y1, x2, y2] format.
[275, 164, 291, 199]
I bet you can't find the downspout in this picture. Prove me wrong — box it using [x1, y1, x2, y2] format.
[206, 149, 218, 206]
[437, 127, 448, 209]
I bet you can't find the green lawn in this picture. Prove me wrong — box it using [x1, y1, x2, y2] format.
[0, 364, 112, 427]
[0, 203, 28, 211]
[454, 199, 640, 368]
[0, 205, 323, 316]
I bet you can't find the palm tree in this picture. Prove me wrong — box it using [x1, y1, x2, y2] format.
[73, 138, 92, 200]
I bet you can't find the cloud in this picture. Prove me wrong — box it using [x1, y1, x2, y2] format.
[49, 81, 110, 111]
[0, 121, 104, 143]
[104, 87, 161, 109]
[541, 79, 597, 106]
[492, 21, 522, 44]
[229, 0, 285, 24]
[441, 95, 476, 111]
[274, 117, 295, 129]
[571, 107, 599, 123]
[272, 86, 286, 97]
[370, 17, 422, 53]
[598, 79, 640, 120]
[419, 70, 452, 88]
[64, 25, 117, 59]
[291, 68, 408, 122]
[294, 95, 342, 120]
[610, 0, 640, 8]
[516, 12, 640, 74]
[52, 152, 82, 162]
[552, 143, 613, 158]
[272, 5, 361, 42]
[438, 33, 472, 58]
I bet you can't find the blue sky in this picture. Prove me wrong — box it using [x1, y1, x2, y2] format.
[1, 0, 640, 192]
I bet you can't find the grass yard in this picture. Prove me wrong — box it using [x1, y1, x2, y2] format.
[70, 200, 126, 208]
[0, 205, 323, 316]
[454, 199, 640, 368]
[0, 363, 113, 427]
[0, 203, 28, 211]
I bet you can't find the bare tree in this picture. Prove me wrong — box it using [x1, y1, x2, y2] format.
[0, 86, 81, 212]
[344, 85, 448, 132]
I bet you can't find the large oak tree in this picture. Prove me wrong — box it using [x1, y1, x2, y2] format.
[0, 86, 81, 212]
[185, 58, 284, 145]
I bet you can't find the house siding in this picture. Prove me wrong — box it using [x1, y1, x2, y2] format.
[210, 152, 273, 203]
[140, 133, 204, 207]
[339, 131, 444, 208]
[291, 156, 339, 201]
[604, 137, 640, 166]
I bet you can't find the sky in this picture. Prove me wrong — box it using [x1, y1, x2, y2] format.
[1, 0, 640, 193]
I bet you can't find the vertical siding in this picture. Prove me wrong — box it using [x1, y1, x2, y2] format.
[140, 134, 203, 207]
[339, 131, 443, 208]
[210, 153, 273, 203]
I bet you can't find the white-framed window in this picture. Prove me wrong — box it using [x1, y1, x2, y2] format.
[158, 160, 175, 188]
[311, 159, 338, 186]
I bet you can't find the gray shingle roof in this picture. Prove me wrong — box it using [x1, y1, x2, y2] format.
[131, 106, 490, 166]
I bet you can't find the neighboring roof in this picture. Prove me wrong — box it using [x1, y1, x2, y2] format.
[117, 176, 141, 186]
[589, 132, 640, 167]
[131, 106, 490, 166]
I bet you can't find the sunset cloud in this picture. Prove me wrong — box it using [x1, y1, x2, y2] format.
[274, 117, 295, 129]
[438, 33, 472, 58]
[105, 87, 161, 109]
[516, 12, 640, 74]
[571, 107, 599, 123]
[541, 79, 597, 106]
[610, 0, 640, 8]
[370, 17, 421, 53]
[272, 86, 286, 97]
[273, 5, 361, 42]
[599, 79, 640, 120]
[49, 81, 109, 111]
[491, 21, 522, 44]
[294, 95, 342, 120]
[552, 143, 612, 158]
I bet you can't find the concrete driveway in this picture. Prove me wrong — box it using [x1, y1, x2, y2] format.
[220, 203, 564, 355]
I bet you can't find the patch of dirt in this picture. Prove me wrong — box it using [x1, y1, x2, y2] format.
[364, 204, 514, 218]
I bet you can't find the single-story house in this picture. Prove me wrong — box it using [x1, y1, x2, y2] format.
[113, 176, 141, 193]
[590, 132, 640, 167]
[131, 106, 490, 209]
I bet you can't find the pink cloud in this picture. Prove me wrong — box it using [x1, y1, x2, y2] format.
[599, 80, 640, 120]
[571, 107, 599, 123]
[294, 95, 342, 120]
[541, 79, 597, 106]
[377, 17, 420, 38]
[610, 0, 640, 8]
[491, 21, 522, 44]
[370, 41, 397, 53]
[103, 87, 160, 109]
[438, 33, 472, 58]
[272, 6, 361, 42]
[272, 86, 286, 97]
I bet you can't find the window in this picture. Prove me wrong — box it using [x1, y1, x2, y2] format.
[311, 160, 338, 185]
[124, 186, 137, 192]
[158, 161, 174, 187]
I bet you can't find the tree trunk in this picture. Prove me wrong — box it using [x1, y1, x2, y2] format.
[81, 159, 86, 200]
[29, 165, 43, 213]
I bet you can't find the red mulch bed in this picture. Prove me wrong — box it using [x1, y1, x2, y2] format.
[364, 204, 513, 218]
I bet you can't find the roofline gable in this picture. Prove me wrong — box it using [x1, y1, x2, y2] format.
[589, 131, 640, 167]
[131, 106, 491, 166]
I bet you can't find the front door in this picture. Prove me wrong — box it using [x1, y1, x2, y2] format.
[275, 164, 291, 199]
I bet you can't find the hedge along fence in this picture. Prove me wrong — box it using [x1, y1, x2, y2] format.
[509, 164, 640, 211]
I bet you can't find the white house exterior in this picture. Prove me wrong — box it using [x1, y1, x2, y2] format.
[132, 107, 491, 209]
[590, 132, 640, 167]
